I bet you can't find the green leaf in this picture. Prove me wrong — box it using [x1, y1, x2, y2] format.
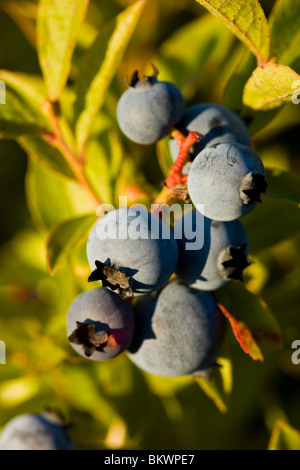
[74, 0, 146, 152]
[0, 90, 45, 138]
[266, 168, 300, 206]
[195, 0, 270, 64]
[46, 214, 96, 274]
[85, 125, 124, 205]
[268, 420, 300, 450]
[243, 63, 300, 110]
[37, 0, 90, 101]
[0, 71, 47, 117]
[26, 159, 98, 231]
[19, 136, 77, 180]
[195, 357, 232, 414]
[269, 0, 300, 66]
[247, 108, 282, 135]
[222, 52, 285, 134]
[157, 14, 233, 90]
[244, 195, 300, 252]
[223, 49, 257, 110]
[0, 71, 50, 137]
[217, 283, 282, 360]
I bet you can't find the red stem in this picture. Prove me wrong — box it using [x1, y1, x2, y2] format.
[165, 130, 203, 187]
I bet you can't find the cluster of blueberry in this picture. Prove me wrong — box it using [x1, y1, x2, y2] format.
[65, 66, 267, 380]
[0, 68, 267, 451]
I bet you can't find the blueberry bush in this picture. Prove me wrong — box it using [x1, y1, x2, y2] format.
[0, 0, 300, 450]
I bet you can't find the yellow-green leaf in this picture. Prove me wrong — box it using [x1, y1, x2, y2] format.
[268, 420, 300, 450]
[0, 71, 47, 118]
[0, 72, 50, 138]
[26, 159, 98, 231]
[195, 0, 270, 64]
[37, 0, 90, 101]
[269, 0, 300, 66]
[74, 0, 146, 152]
[19, 136, 77, 180]
[46, 214, 96, 274]
[195, 358, 232, 414]
[0, 89, 43, 138]
[243, 63, 300, 110]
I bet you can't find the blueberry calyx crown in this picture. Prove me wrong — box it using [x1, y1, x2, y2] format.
[240, 173, 267, 205]
[68, 321, 118, 357]
[88, 260, 134, 299]
[126, 63, 159, 88]
[220, 244, 252, 281]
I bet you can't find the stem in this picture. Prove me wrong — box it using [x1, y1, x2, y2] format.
[165, 130, 202, 187]
[152, 130, 202, 210]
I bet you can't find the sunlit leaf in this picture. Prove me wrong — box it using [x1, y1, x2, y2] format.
[195, 0, 270, 64]
[243, 64, 300, 110]
[217, 283, 282, 360]
[195, 357, 232, 414]
[222, 52, 284, 133]
[0, 377, 38, 407]
[74, 0, 146, 152]
[268, 420, 300, 450]
[26, 159, 98, 230]
[0, 71, 50, 138]
[46, 213, 96, 274]
[0, 89, 45, 138]
[269, 0, 300, 66]
[19, 136, 76, 180]
[85, 116, 124, 204]
[37, 0, 90, 101]
[0, 71, 47, 117]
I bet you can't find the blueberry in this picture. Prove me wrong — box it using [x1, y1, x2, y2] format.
[0, 412, 75, 450]
[127, 279, 224, 377]
[169, 103, 251, 163]
[67, 287, 135, 360]
[187, 142, 267, 221]
[86, 207, 179, 296]
[175, 210, 250, 291]
[117, 66, 185, 145]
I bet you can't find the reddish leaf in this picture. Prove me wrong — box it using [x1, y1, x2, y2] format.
[217, 283, 282, 361]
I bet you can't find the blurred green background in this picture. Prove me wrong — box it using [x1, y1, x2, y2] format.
[0, 0, 300, 450]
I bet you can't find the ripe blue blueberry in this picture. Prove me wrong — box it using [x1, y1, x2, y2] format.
[187, 142, 267, 221]
[86, 207, 178, 296]
[0, 412, 75, 450]
[117, 66, 185, 145]
[67, 287, 135, 360]
[169, 103, 251, 163]
[127, 279, 224, 377]
[175, 210, 250, 291]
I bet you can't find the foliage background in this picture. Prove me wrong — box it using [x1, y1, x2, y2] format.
[0, 0, 300, 450]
